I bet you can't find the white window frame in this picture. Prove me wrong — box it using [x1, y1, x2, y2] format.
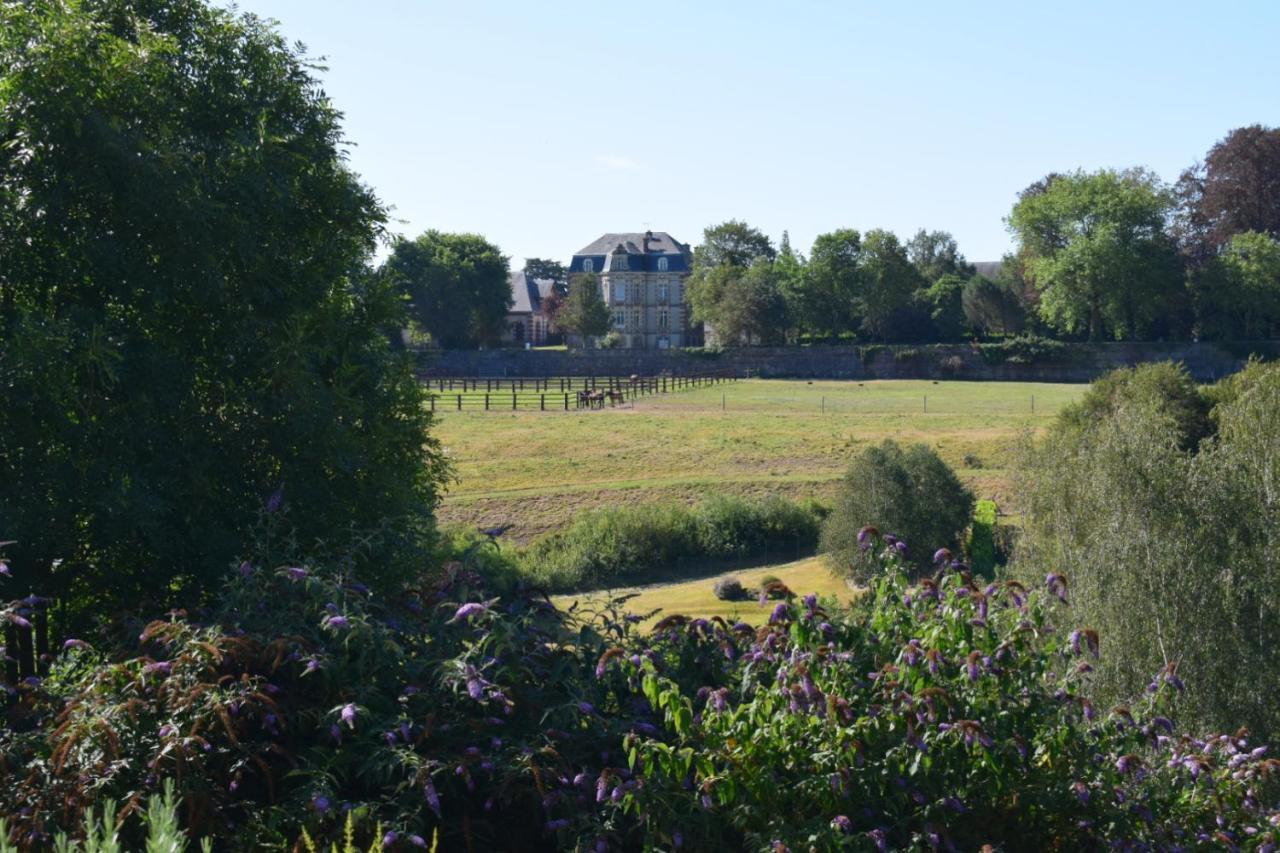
[612, 309, 625, 329]
[614, 255, 628, 271]
[657, 283, 669, 302]
[614, 281, 626, 303]
[583, 258, 594, 273]
[657, 256, 669, 272]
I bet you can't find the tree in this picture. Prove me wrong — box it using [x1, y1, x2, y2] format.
[1193, 231, 1280, 339]
[686, 261, 789, 345]
[906, 229, 975, 284]
[0, 0, 447, 617]
[1175, 125, 1280, 260]
[961, 275, 1026, 336]
[821, 440, 974, 577]
[524, 258, 568, 292]
[384, 232, 511, 348]
[1007, 168, 1183, 340]
[857, 230, 926, 341]
[559, 272, 611, 342]
[919, 273, 969, 341]
[805, 229, 863, 338]
[692, 220, 776, 270]
[774, 231, 809, 340]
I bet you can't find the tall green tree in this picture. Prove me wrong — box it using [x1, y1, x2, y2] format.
[774, 231, 809, 340]
[906, 229, 975, 284]
[961, 275, 1026, 336]
[857, 229, 927, 341]
[0, 0, 446, 615]
[559, 272, 611, 342]
[384, 232, 511, 348]
[805, 229, 863, 338]
[1193, 231, 1280, 339]
[686, 261, 789, 345]
[692, 220, 776, 269]
[524, 258, 568, 293]
[1007, 168, 1183, 340]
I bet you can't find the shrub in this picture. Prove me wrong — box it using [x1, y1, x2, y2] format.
[976, 333, 1065, 365]
[1017, 360, 1280, 739]
[967, 499, 997, 576]
[519, 496, 822, 591]
[711, 577, 747, 601]
[821, 440, 974, 578]
[1054, 361, 1212, 449]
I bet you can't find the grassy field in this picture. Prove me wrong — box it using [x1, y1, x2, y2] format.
[433, 379, 1086, 542]
[554, 556, 857, 629]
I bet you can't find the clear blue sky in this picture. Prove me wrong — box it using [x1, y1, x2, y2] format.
[229, 0, 1278, 265]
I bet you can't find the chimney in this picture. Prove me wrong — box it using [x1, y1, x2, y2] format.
[643, 230, 653, 252]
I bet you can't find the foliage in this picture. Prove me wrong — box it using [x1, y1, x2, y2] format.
[383, 231, 512, 348]
[0, 0, 445, 618]
[1017, 361, 1280, 739]
[558, 272, 611, 342]
[608, 548, 1280, 850]
[821, 440, 974, 577]
[1008, 169, 1184, 340]
[519, 496, 823, 592]
[905, 229, 975, 285]
[710, 577, 747, 601]
[686, 261, 789, 345]
[967, 500, 997, 576]
[962, 275, 1027, 337]
[691, 221, 776, 270]
[974, 333, 1065, 365]
[1192, 231, 1280, 339]
[1175, 124, 1280, 260]
[522, 259, 568, 290]
[1053, 361, 1212, 449]
[918, 273, 969, 341]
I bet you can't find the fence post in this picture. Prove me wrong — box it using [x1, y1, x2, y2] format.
[1031, 395, 1035, 413]
[923, 395, 927, 413]
[512, 392, 517, 411]
[541, 394, 545, 411]
[485, 393, 489, 411]
[822, 395, 825, 413]
[564, 393, 569, 411]
[457, 394, 462, 411]
[430, 396, 435, 413]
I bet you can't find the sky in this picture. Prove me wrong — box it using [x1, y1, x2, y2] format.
[228, 0, 1279, 266]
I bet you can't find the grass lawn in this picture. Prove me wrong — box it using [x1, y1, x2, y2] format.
[553, 556, 857, 629]
[433, 379, 1086, 542]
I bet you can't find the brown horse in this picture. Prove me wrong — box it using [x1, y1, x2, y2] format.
[605, 389, 626, 407]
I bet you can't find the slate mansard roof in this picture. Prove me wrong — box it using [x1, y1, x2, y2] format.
[508, 271, 556, 315]
[569, 231, 692, 274]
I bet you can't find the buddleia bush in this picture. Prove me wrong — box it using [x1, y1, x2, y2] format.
[1018, 360, 1280, 739]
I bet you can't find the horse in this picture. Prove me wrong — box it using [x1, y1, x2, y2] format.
[605, 389, 626, 407]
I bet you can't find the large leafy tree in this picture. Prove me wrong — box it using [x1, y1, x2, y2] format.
[384, 232, 511, 348]
[1007, 169, 1183, 340]
[691, 220, 775, 270]
[857, 229, 926, 340]
[906, 229, 975, 284]
[961, 275, 1026, 336]
[0, 0, 446, 615]
[1175, 125, 1280, 260]
[1193, 231, 1280, 339]
[686, 261, 789, 345]
[558, 272, 611, 342]
[804, 229, 864, 338]
[523, 257, 568, 292]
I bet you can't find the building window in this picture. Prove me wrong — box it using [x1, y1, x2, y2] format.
[614, 255, 628, 271]
[613, 310, 624, 329]
[657, 307, 669, 330]
[613, 281, 626, 303]
[657, 283, 669, 303]
[583, 258, 594, 273]
[657, 336, 670, 349]
[657, 256, 669, 272]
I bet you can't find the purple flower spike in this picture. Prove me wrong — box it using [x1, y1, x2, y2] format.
[63, 639, 90, 651]
[831, 815, 853, 834]
[326, 615, 350, 630]
[408, 835, 428, 848]
[382, 832, 399, 848]
[452, 602, 487, 623]
[1045, 572, 1068, 603]
[424, 778, 442, 817]
[266, 484, 284, 513]
[768, 602, 790, 624]
[0, 561, 10, 577]
[312, 795, 331, 813]
[238, 561, 255, 578]
[285, 566, 308, 582]
[932, 548, 952, 566]
[9, 614, 31, 629]
[340, 703, 358, 729]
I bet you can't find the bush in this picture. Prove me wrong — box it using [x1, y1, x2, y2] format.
[0, 0, 447, 621]
[976, 333, 1065, 365]
[820, 440, 974, 578]
[519, 495, 822, 591]
[1054, 361, 1212, 449]
[711, 577, 747, 601]
[1017, 361, 1280, 739]
[967, 499, 997, 576]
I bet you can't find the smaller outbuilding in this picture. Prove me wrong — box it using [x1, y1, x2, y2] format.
[504, 271, 558, 345]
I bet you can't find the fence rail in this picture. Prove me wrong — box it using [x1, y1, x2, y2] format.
[421, 372, 738, 412]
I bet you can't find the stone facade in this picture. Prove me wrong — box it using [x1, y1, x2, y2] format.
[502, 271, 556, 345]
[568, 231, 694, 349]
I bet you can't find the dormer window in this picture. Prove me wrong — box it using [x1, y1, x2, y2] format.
[614, 255, 628, 271]
[657, 256, 669, 272]
[583, 258, 594, 273]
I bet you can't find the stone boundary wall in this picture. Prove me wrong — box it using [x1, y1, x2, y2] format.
[416, 341, 1279, 383]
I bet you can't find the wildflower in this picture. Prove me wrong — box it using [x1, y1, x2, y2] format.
[1045, 572, 1068, 603]
[769, 602, 790, 624]
[340, 703, 358, 729]
[932, 547, 952, 566]
[143, 660, 172, 677]
[965, 651, 982, 682]
[0, 561, 11, 577]
[325, 615, 350, 630]
[8, 613, 31, 629]
[831, 815, 853, 834]
[452, 602, 487, 623]
[1073, 781, 1090, 804]
[1115, 754, 1142, 775]
[159, 724, 177, 739]
[577, 701, 595, 715]
[266, 484, 284, 513]
[673, 832, 683, 848]
[312, 795, 331, 813]
[424, 777, 442, 817]
[284, 566, 308, 582]
[304, 658, 321, 675]
[237, 561, 255, 578]
[62, 638, 90, 651]
[382, 832, 398, 848]
[22, 676, 40, 688]
[857, 525, 878, 546]
[893, 540, 908, 556]
[867, 829, 888, 852]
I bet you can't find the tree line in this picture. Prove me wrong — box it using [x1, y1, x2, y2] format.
[382, 125, 1280, 349]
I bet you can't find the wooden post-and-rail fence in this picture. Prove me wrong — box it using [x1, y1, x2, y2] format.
[421, 371, 739, 413]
